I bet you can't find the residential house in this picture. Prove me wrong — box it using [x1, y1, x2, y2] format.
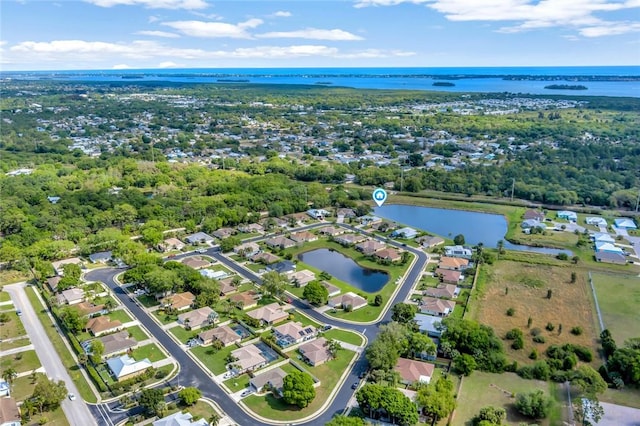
[51, 257, 83, 276]
[88, 251, 112, 264]
[307, 209, 331, 219]
[299, 337, 331, 366]
[595, 242, 624, 255]
[229, 292, 258, 310]
[229, 344, 267, 373]
[585, 217, 608, 227]
[591, 232, 615, 244]
[416, 235, 445, 248]
[163, 292, 195, 311]
[595, 252, 627, 265]
[521, 219, 547, 230]
[557, 210, 578, 222]
[438, 256, 470, 271]
[153, 411, 208, 426]
[238, 223, 264, 234]
[334, 233, 366, 246]
[184, 232, 214, 245]
[162, 238, 185, 252]
[46, 276, 62, 292]
[250, 367, 287, 395]
[290, 270, 316, 287]
[247, 303, 288, 326]
[99, 330, 138, 358]
[0, 397, 21, 426]
[251, 252, 280, 265]
[424, 284, 460, 299]
[265, 236, 296, 250]
[47, 196, 61, 204]
[414, 313, 444, 338]
[212, 228, 235, 240]
[359, 215, 382, 226]
[266, 260, 296, 275]
[86, 316, 123, 336]
[0, 382, 9, 398]
[198, 325, 241, 347]
[200, 269, 228, 280]
[391, 227, 418, 239]
[106, 355, 152, 381]
[233, 242, 260, 258]
[395, 358, 435, 385]
[434, 268, 463, 285]
[318, 226, 344, 237]
[273, 321, 315, 347]
[218, 278, 238, 296]
[177, 307, 218, 330]
[336, 208, 356, 218]
[56, 288, 85, 305]
[420, 297, 456, 317]
[181, 256, 211, 270]
[290, 231, 318, 244]
[75, 302, 107, 318]
[355, 240, 386, 255]
[614, 218, 637, 229]
[444, 245, 473, 259]
[375, 248, 402, 263]
[322, 281, 341, 297]
[328, 292, 368, 311]
[523, 210, 545, 222]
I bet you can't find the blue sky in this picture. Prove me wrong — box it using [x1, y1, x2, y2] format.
[1, 0, 639, 70]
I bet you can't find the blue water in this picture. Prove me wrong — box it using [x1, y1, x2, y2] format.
[374, 204, 571, 256]
[298, 248, 389, 293]
[4, 66, 639, 97]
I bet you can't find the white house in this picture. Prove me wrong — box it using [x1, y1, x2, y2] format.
[614, 218, 637, 229]
[153, 411, 208, 426]
[595, 242, 624, 255]
[106, 355, 152, 381]
[585, 217, 607, 227]
[392, 227, 418, 239]
[444, 245, 473, 259]
[591, 232, 615, 244]
[557, 210, 578, 222]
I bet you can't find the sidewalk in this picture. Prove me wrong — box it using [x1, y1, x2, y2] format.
[0, 344, 34, 358]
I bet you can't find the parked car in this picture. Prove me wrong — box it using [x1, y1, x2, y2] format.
[323, 325, 332, 331]
[68, 393, 76, 401]
[16, 309, 22, 316]
[241, 389, 253, 397]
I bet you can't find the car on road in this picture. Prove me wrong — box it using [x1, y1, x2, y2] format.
[323, 325, 332, 331]
[351, 382, 359, 390]
[68, 393, 76, 401]
[197, 248, 207, 253]
[16, 309, 22, 316]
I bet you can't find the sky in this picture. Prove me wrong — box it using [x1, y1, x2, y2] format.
[1, 0, 639, 70]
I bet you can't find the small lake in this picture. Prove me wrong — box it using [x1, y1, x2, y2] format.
[297, 248, 389, 293]
[374, 205, 570, 256]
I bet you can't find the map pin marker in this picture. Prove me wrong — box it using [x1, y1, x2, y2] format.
[372, 188, 387, 207]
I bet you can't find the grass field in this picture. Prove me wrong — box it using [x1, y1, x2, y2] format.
[106, 309, 134, 324]
[169, 325, 198, 344]
[590, 272, 640, 345]
[130, 343, 167, 362]
[0, 312, 27, 340]
[0, 270, 30, 286]
[601, 387, 640, 409]
[0, 292, 11, 302]
[125, 325, 149, 341]
[243, 348, 356, 421]
[471, 261, 599, 365]
[322, 329, 364, 346]
[0, 350, 41, 373]
[452, 371, 562, 426]
[191, 344, 237, 375]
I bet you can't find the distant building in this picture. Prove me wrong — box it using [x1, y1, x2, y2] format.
[424, 283, 460, 299]
[307, 209, 331, 219]
[198, 325, 241, 347]
[328, 292, 367, 311]
[595, 242, 624, 255]
[229, 344, 267, 373]
[391, 227, 418, 239]
[419, 297, 456, 317]
[265, 236, 296, 250]
[595, 252, 627, 265]
[266, 260, 296, 275]
[177, 307, 218, 330]
[395, 358, 434, 385]
[247, 303, 288, 326]
[56, 288, 85, 305]
[88, 251, 113, 264]
[416, 235, 445, 248]
[98, 330, 138, 358]
[86, 316, 123, 336]
[614, 218, 637, 229]
[184, 232, 214, 245]
[414, 313, 444, 337]
[438, 256, 470, 271]
[523, 210, 545, 222]
[273, 321, 315, 347]
[443, 245, 473, 259]
[163, 292, 195, 311]
[557, 210, 578, 222]
[585, 217, 607, 227]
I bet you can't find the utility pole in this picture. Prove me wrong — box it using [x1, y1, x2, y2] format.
[510, 178, 515, 202]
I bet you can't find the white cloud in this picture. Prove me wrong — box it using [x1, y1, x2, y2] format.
[85, 0, 207, 9]
[353, 0, 640, 37]
[112, 63, 132, 69]
[272, 11, 292, 17]
[257, 28, 364, 41]
[136, 30, 180, 38]
[163, 19, 263, 38]
[148, 15, 161, 23]
[158, 61, 180, 68]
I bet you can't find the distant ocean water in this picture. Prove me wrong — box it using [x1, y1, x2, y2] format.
[4, 66, 640, 97]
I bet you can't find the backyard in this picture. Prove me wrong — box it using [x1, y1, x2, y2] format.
[590, 272, 640, 345]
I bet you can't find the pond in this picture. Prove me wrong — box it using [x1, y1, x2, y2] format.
[297, 248, 389, 293]
[374, 205, 571, 256]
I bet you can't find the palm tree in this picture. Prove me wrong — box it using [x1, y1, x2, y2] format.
[208, 413, 221, 426]
[2, 368, 17, 388]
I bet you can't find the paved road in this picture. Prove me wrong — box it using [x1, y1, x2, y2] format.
[5, 283, 98, 426]
[85, 223, 429, 426]
[599, 401, 640, 426]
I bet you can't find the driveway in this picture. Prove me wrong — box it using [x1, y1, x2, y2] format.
[5, 283, 97, 426]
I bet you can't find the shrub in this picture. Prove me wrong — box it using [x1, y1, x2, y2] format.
[506, 307, 515, 316]
[556, 253, 569, 261]
[515, 390, 552, 419]
[506, 328, 523, 340]
[572, 345, 593, 362]
[530, 327, 542, 337]
[571, 326, 583, 336]
[512, 336, 524, 350]
[545, 323, 555, 332]
[533, 335, 546, 344]
[529, 349, 538, 360]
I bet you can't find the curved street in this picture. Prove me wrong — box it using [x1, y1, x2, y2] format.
[84, 225, 430, 426]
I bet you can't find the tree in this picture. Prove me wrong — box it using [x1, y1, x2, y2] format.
[90, 340, 104, 364]
[373, 294, 383, 306]
[391, 303, 418, 324]
[219, 236, 240, 253]
[261, 271, 287, 298]
[178, 387, 202, 406]
[356, 384, 417, 426]
[282, 370, 316, 408]
[2, 368, 17, 387]
[416, 377, 456, 421]
[325, 415, 365, 426]
[571, 272, 577, 283]
[574, 397, 604, 426]
[409, 332, 437, 359]
[208, 413, 221, 426]
[600, 329, 617, 358]
[475, 406, 506, 425]
[30, 377, 67, 413]
[59, 308, 87, 333]
[571, 366, 608, 396]
[454, 353, 477, 376]
[139, 388, 165, 417]
[515, 390, 552, 419]
[327, 339, 342, 359]
[453, 234, 465, 245]
[302, 281, 329, 305]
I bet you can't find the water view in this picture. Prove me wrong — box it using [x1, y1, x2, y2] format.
[297, 248, 389, 293]
[374, 204, 570, 256]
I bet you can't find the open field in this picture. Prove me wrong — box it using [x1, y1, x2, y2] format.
[0, 271, 30, 286]
[472, 261, 600, 365]
[130, 343, 167, 362]
[452, 371, 562, 426]
[0, 312, 27, 340]
[0, 349, 41, 373]
[590, 272, 640, 345]
[322, 329, 364, 346]
[601, 387, 640, 409]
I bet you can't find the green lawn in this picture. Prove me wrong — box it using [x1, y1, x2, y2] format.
[0, 336, 31, 350]
[130, 343, 166, 362]
[0, 292, 11, 302]
[224, 373, 250, 392]
[25, 287, 98, 403]
[12, 373, 42, 401]
[126, 325, 149, 341]
[169, 326, 198, 344]
[153, 309, 178, 325]
[321, 329, 364, 346]
[0, 350, 41, 373]
[289, 311, 322, 329]
[601, 387, 640, 409]
[137, 294, 160, 308]
[453, 371, 561, 426]
[591, 272, 640, 345]
[106, 309, 134, 324]
[243, 349, 356, 421]
[0, 313, 27, 339]
[191, 344, 237, 375]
